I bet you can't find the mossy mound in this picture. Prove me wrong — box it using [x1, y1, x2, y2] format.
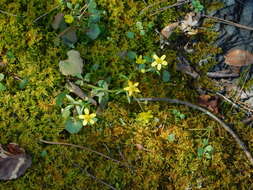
[0, 0, 252, 189]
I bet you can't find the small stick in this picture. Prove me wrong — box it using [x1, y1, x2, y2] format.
[203, 15, 253, 31]
[33, 5, 60, 23]
[206, 72, 239, 78]
[86, 171, 117, 190]
[216, 92, 249, 114]
[150, 0, 190, 16]
[74, 164, 117, 190]
[39, 139, 122, 165]
[140, 0, 168, 15]
[136, 97, 253, 165]
[0, 9, 20, 17]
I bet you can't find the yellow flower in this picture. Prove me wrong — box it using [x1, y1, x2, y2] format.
[151, 54, 168, 70]
[64, 14, 74, 24]
[124, 80, 140, 96]
[140, 69, 146, 73]
[71, 0, 77, 4]
[78, 108, 96, 126]
[136, 110, 153, 124]
[136, 55, 146, 64]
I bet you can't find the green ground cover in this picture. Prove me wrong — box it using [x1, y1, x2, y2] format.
[0, 0, 252, 189]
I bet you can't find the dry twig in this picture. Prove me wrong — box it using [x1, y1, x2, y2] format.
[150, 0, 190, 16]
[0, 9, 20, 17]
[203, 15, 253, 31]
[33, 5, 60, 23]
[136, 97, 253, 165]
[39, 139, 123, 165]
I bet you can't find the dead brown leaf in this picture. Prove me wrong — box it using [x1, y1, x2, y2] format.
[197, 94, 219, 114]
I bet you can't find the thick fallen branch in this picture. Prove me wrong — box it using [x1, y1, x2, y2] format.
[136, 97, 253, 165]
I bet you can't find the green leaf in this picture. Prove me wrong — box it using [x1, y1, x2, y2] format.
[203, 139, 209, 146]
[66, 2, 73, 9]
[197, 147, 204, 158]
[19, 78, 29, 89]
[97, 80, 108, 89]
[88, 0, 97, 10]
[6, 51, 15, 59]
[40, 150, 48, 157]
[179, 113, 185, 119]
[56, 92, 67, 107]
[136, 21, 143, 30]
[59, 50, 83, 76]
[65, 94, 76, 103]
[65, 119, 83, 134]
[162, 70, 170, 82]
[91, 63, 99, 71]
[62, 105, 74, 119]
[127, 51, 137, 60]
[126, 31, 135, 39]
[167, 133, 175, 142]
[84, 73, 91, 82]
[0, 73, 4, 81]
[204, 145, 213, 152]
[140, 29, 145, 36]
[88, 10, 100, 23]
[0, 83, 6, 91]
[61, 28, 78, 44]
[86, 23, 101, 40]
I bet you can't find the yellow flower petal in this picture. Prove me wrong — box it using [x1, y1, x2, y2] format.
[153, 54, 159, 60]
[79, 115, 85, 119]
[124, 87, 130, 91]
[157, 64, 162, 70]
[84, 108, 89, 115]
[128, 80, 133, 86]
[83, 120, 88, 126]
[90, 120, 95, 125]
[162, 61, 168, 65]
[161, 55, 166, 60]
[151, 62, 157, 67]
[90, 113, 96, 118]
[134, 82, 139, 87]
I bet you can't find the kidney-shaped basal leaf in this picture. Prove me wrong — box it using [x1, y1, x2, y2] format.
[59, 50, 83, 76]
[65, 119, 83, 134]
[86, 23, 101, 40]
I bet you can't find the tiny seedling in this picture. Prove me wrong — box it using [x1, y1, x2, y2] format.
[171, 109, 186, 121]
[197, 139, 214, 159]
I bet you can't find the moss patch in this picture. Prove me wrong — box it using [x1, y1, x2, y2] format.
[0, 0, 252, 189]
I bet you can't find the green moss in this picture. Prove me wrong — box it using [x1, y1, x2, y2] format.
[0, 0, 252, 189]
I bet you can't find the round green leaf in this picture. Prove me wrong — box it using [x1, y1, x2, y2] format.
[0, 73, 4, 81]
[65, 119, 83, 134]
[0, 83, 6, 91]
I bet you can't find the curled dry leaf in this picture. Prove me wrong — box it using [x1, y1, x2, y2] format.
[197, 95, 219, 114]
[59, 50, 83, 76]
[179, 12, 200, 35]
[161, 22, 179, 39]
[52, 13, 64, 30]
[224, 49, 253, 67]
[67, 81, 97, 106]
[176, 56, 200, 79]
[0, 143, 32, 180]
